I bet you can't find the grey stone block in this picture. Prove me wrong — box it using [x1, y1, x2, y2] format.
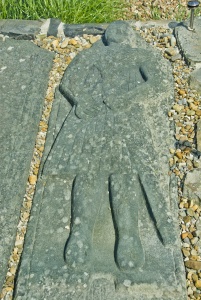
[183, 117, 201, 204]
[0, 20, 7, 31]
[189, 68, 201, 94]
[197, 119, 201, 152]
[0, 39, 54, 289]
[47, 18, 62, 37]
[63, 23, 108, 37]
[183, 168, 201, 204]
[0, 19, 42, 39]
[175, 17, 201, 66]
[15, 21, 187, 300]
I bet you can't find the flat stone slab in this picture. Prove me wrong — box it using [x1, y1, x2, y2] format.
[189, 68, 201, 94]
[15, 21, 187, 300]
[183, 168, 201, 205]
[197, 119, 201, 152]
[0, 18, 180, 41]
[183, 118, 201, 203]
[0, 18, 108, 39]
[0, 39, 54, 289]
[0, 19, 43, 39]
[45, 18, 108, 37]
[175, 17, 201, 67]
[63, 23, 109, 37]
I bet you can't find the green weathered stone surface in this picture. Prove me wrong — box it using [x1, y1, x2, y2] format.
[189, 67, 201, 94]
[175, 17, 201, 66]
[0, 19, 42, 39]
[63, 23, 108, 37]
[15, 21, 187, 300]
[0, 39, 54, 289]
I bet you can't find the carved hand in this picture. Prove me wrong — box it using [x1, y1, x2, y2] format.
[103, 82, 152, 112]
[75, 95, 105, 119]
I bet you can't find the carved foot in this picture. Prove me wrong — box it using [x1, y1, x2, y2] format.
[65, 233, 92, 269]
[116, 235, 145, 272]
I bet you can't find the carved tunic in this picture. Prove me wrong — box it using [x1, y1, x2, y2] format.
[45, 44, 164, 178]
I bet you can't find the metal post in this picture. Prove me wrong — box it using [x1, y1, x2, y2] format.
[187, 1, 200, 31]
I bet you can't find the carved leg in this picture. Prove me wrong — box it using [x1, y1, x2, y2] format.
[109, 173, 145, 272]
[139, 172, 177, 246]
[65, 173, 103, 269]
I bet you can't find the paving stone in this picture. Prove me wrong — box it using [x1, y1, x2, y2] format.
[0, 19, 43, 39]
[0, 18, 182, 41]
[0, 38, 54, 290]
[14, 21, 186, 300]
[41, 18, 108, 38]
[175, 17, 201, 67]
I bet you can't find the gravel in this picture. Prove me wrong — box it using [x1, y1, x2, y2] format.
[139, 25, 201, 300]
[1, 22, 201, 300]
[125, 0, 195, 21]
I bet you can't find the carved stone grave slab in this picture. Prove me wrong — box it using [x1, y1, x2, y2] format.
[15, 21, 187, 300]
[0, 39, 54, 289]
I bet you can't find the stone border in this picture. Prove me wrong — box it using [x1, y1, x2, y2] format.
[0, 18, 181, 39]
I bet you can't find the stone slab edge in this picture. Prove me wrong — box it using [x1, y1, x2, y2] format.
[0, 18, 181, 39]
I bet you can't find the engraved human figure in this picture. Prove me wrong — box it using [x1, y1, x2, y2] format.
[43, 21, 176, 272]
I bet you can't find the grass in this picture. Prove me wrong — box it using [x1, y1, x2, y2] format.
[174, 5, 201, 22]
[0, 0, 200, 23]
[0, 0, 127, 23]
[150, 6, 161, 20]
[173, 9, 200, 22]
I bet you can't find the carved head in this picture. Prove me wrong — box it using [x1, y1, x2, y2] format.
[104, 21, 137, 47]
